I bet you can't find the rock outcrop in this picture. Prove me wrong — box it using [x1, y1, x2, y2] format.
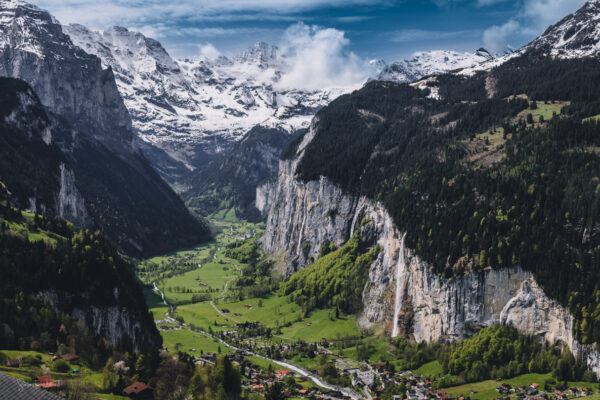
[257, 120, 600, 376]
[37, 289, 160, 351]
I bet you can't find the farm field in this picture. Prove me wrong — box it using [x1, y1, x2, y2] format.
[443, 373, 600, 400]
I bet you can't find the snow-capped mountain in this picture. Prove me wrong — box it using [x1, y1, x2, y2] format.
[378, 49, 492, 83]
[64, 25, 348, 181]
[460, 0, 600, 76]
[63, 23, 500, 184]
[529, 0, 600, 58]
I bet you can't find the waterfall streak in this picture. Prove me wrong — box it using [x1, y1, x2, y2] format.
[392, 234, 407, 338]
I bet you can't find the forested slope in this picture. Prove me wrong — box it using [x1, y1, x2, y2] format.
[285, 53, 600, 344]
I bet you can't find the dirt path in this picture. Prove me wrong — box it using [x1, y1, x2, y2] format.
[210, 278, 241, 323]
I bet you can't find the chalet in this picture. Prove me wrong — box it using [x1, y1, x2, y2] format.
[37, 375, 54, 390]
[276, 370, 292, 378]
[61, 354, 79, 364]
[6, 358, 20, 368]
[123, 382, 153, 399]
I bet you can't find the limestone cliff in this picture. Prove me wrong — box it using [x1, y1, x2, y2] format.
[257, 120, 600, 375]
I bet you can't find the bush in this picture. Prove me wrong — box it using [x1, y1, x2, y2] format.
[53, 359, 71, 373]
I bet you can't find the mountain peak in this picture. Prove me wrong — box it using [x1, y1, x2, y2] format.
[379, 50, 490, 83]
[238, 41, 279, 68]
[529, 0, 600, 58]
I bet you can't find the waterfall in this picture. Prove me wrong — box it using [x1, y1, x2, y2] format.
[392, 234, 407, 338]
[349, 198, 363, 237]
[296, 196, 308, 256]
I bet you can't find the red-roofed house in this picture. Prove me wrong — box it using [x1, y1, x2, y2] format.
[123, 382, 152, 399]
[38, 375, 55, 389]
[276, 370, 292, 377]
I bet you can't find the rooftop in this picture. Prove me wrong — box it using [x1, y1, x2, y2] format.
[0, 372, 63, 400]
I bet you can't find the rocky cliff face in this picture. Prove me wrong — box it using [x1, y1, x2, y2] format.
[257, 121, 600, 375]
[0, 1, 132, 152]
[36, 287, 160, 351]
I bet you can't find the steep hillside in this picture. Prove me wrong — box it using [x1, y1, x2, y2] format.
[0, 199, 161, 352]
[183, 126, 301, 221]
[0, 78, 70, 219]
[0, 1, 210, 256]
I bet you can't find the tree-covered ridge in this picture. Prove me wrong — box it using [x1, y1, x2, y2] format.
[285, 55, 600, 343]
[0, 200, 161, 352]
[281, 232, 381, 315]
[438, 325, 591, 385]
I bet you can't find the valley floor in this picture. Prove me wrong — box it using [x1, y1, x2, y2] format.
[133, 218, 600, 400]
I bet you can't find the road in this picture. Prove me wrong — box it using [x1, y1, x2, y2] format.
[152, 282, 365, 399]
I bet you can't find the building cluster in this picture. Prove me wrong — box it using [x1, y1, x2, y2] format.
[495, 382, 593, 400]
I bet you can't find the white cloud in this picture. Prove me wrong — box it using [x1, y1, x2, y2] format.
[198, 43, 221, 59]
[482, 0, 586, 54]
[275, 22, 374, 91]
[34, 0, 388, 28]
[482, 19, 520, 53]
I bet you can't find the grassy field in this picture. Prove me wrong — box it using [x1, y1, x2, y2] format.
[175, 302, 232, 331]
[415, 360, 444, 377]
[341, 336, 396, 364]
[444, 373, 599, 400]
[159, 260, 239, 306]
[143, 287, 169, 320]
[245, 355, 281, 372]
[524, 101, 567, 121]
[175, 293, 362, 342]
[161, 328, 232, 355]
[0, 349, 115, 397]
[279, 309, 360, 342]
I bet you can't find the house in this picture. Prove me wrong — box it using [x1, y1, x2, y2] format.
[276, 370, 292, 377]
[6, 359, 20, 368]
[38, 375, 54, 389]
[61, 354, 79, 364]
[437, 390, 448, 400]
[123, 382, 153, 399]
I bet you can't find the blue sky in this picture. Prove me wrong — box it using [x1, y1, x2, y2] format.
[36, 0, 587, 62]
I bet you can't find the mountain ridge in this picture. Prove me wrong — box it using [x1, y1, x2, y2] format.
[0, 1, 210, 256]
